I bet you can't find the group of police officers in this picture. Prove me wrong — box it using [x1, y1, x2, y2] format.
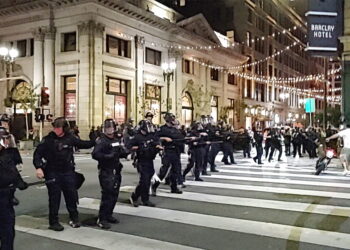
[0, 111, 281, 250]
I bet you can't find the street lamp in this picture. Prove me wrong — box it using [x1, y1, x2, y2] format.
[162, 61, 176, 112]
[0, 46, 19, 108]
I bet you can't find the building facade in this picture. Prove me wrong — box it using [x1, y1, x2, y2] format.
[160, 0, 335, 128]
[0, 0, 246, 138]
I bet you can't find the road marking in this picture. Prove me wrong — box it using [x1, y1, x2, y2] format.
[79, 197, 350, 249]
[217, 164, 343, 174]
[16, 215, 200, 250]
[120, 186, 350, 217]
[205, 174, 350, 189]
[216, 169, 350, 181]
[185, 180, 350, 199]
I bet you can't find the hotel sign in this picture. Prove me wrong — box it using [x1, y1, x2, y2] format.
[306, 11, 338, 55]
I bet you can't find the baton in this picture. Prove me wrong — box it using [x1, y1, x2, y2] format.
[27, 178, 56, 187]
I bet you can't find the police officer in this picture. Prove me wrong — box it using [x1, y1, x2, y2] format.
[33, 117, 95, 231]
[0, 128, 25, 250]
[128, 120, 162, 207]
[252, 127, 263, 165]
[153, 113, 184, 194]
[208, 121, 224, 172]
[92, 119, 127, 229]
[183, 122, 206, 181]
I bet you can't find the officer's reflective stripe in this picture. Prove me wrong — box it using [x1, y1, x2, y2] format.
[78, 198, 350, 249]
[16, 215, 200, 250]
[119, 186, 350, 217]
[216, 169, 350, 181]
[185, 181, 350, 199]
[205, 174, 350, 189]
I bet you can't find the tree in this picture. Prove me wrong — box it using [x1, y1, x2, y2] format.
[314, 106, 341, 128]
[15, 85, 39, 140]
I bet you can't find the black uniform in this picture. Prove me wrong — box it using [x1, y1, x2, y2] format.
[92, 134, 126, 223]
[292, 130, 303, 157]
[156, 124, 184, 193]
[128, 132, 160, 204]
[269, 131, 282, 162]
[208, 126, 223, 172]
[0, 149, 22, 250]
[183, 130, 206, 181]
[253, 131, 264, 164]
[33, 131, 94, 227]
[222, 131, 236, 165]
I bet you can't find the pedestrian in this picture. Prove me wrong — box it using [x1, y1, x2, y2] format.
[284, 128, 292, 156]
[92, 119, 128, 229]
[326, 124, 350, 174]
[128, 120, 162, 207]
[292, 128, 303, 157]
[268, 129, 282, 162]
[33, 117, 95, 231]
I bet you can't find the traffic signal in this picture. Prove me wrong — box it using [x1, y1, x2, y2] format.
[35, 108, 44, 122]
[41, 87, 50, 106]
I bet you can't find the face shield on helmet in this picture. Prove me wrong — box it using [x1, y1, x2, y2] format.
[139, 120, 155, 134]
[103, 119, 117, 135]
[164, 113, 176, 125]
[0, 127, 10, 149]
[52, 117, 70, 134]
[200, 115, 208, 126]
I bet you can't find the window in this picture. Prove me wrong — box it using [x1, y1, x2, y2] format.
[30, 39, 34, 56]
[228, 73, 236, 85]
[182, 59, 194, 74]
[63, 75, 77, 122]
[247, 56, 252, 71]
[146, 48, 161, 66]
[246, 32, 251, 47]
[106, 35, 131, 58]
[247, 80, 252, 98]
[228, 98, 235, 125]
[105, 77, 128, 124]
[210, 69, 219, 81]
[248, 8, 253, 24]
[211, 96, 218, 122]
[17, 40, 26, 57]
[62, 32, 76, 52]
[268, 86, 272, 101]
[145, 84, 161, 124]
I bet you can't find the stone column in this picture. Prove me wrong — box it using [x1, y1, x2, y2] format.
[135, 35, 145, 122]
[77, 21, 92, 137]
[92, 22, 104, 127]
[33, 28, 44, 91]
[44, 27, 56, 115]
[169, 49, 183, 118]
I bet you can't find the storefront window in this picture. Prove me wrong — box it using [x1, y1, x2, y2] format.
[63, 76, 76, 122]
[145, 84, 161, 124]
[211, 96, 218, 122]
[105, 77, 128, 124]
[182, 92, 193, 127]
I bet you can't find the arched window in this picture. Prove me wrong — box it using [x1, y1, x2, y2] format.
[181, 92, 193, 127]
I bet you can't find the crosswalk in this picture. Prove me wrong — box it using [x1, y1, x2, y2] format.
[15, 155, 350, 250]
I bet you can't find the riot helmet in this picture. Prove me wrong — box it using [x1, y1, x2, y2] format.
[164, 112, 176, 125]
[139, 120, 155, 134]
[52, 117, 70, 134]
[103, 119, 117, 136]
[145, 111, 154, 119]
[206, 115, 214, 125]
[191, 122, 203, 131]
[200, 115, 208, 125]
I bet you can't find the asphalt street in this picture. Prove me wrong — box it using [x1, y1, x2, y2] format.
[12, 150, 350, 250]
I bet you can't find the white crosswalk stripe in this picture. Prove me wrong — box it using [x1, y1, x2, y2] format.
[17, 154, 350, 249]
